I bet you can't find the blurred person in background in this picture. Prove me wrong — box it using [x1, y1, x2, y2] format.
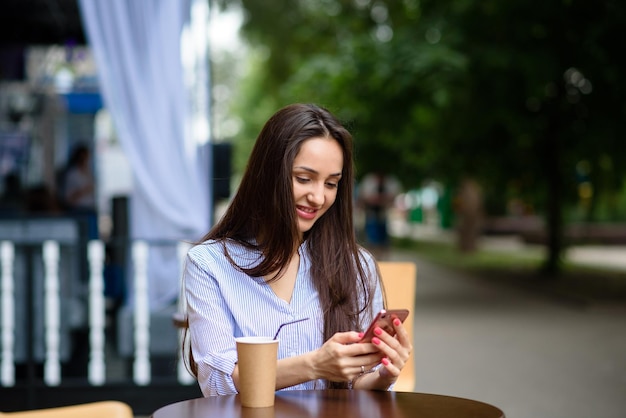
[61, 143, 98, 238]
[0, 171, 24, 214]
[454, 177, 484, 253]
[357, 171, 401, 257]
[62, 144, 96, 212]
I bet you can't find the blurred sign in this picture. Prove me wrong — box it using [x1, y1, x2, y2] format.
[61, 93, 103, 114]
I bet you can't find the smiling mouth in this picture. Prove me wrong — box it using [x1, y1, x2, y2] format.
[296, 205, 318, 220]
[297, 205, 316, 213]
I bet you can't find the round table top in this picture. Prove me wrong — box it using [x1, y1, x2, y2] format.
[151, 389, 505, 418]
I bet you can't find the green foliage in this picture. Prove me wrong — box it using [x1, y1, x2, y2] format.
[230, 0, 471, 184]
[223, 0, 626, 271]
[228, 49, 282, 173]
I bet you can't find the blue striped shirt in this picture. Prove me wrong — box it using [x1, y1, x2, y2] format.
[184, 239, 383, 396]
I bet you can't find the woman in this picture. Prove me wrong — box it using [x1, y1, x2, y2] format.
[183, 103, 412, 396]
[63, 144, 95, 211]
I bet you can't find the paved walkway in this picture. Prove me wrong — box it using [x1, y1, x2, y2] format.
[385, 246, 626, 418]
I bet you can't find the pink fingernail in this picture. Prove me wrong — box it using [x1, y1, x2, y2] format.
[372, 337, 381, 345]
[374, 327, 383, 336]
[358, 332, 364, 338]
[393, 319, 401, 326]
[382, 358, 390, 366]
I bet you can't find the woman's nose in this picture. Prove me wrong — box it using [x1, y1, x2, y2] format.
[307, 184, 325, 205]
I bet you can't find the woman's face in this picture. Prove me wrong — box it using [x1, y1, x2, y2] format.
[292, 136, 343, 236]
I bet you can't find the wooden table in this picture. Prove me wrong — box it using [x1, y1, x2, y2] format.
[151, 390, 505, 418]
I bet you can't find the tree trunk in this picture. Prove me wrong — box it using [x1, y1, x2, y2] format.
[542, 106, 564, 277]
[544, 159, 563, 276]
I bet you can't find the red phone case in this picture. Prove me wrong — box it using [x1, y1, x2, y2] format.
[359, 309, 409, 342]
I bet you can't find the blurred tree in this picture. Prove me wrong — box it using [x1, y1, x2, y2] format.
[427, 0, 626, 274]
[220, 0, 626, 275]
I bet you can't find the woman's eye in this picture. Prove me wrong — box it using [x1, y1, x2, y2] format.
[325, 182, 338, 189]
[296, 177, 310, 184]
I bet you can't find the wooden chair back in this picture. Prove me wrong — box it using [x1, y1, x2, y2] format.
[378, 261, 417, 392]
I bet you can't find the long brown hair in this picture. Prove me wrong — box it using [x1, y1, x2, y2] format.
[189, 103, 377, 389]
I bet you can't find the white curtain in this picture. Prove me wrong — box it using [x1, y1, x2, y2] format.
[78, 0, 211, 309]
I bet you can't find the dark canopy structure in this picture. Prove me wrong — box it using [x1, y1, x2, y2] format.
[0, 0, 85, 46]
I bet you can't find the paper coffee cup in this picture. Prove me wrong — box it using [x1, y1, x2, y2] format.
[236, 336, 279, 408]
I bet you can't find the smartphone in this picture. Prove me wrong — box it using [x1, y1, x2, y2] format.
[359, 309, 409, 343]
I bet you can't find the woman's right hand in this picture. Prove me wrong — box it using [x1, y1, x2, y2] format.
[309, 331, 383, 383]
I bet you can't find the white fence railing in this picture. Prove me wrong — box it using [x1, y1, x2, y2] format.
[0, 238, 193, 388]
[1, 240, 15, 386]
[88, 239, 105, 386]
